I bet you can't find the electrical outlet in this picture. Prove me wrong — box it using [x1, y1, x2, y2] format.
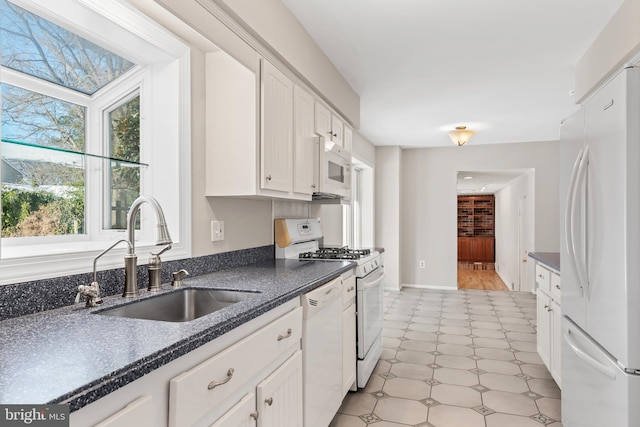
[211, 220, 224, 242]
[419, 260, 426, 268]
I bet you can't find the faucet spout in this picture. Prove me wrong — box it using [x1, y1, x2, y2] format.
[126, 196, 172, 255]
[123, 195, 173, 297]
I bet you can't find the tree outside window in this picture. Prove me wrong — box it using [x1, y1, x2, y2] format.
[0, 0, 139, 238]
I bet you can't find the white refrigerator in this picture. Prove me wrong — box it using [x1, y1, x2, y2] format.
[560, 66, 640, 426]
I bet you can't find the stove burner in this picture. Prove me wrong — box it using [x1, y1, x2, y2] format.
[298, 247, 371, 260]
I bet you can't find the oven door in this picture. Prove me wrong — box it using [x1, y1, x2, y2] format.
[356, 267, 385, 359]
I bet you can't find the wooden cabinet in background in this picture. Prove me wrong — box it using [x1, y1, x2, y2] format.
[458, 195, 495, 262]
[458, 237, 495, 263]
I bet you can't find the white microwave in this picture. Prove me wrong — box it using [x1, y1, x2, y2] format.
[314, 136, 351, 200]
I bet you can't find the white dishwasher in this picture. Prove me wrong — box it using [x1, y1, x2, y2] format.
[302, 277, 343, 427]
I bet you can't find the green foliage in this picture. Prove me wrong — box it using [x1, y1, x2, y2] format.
[1, 185, 84, 237]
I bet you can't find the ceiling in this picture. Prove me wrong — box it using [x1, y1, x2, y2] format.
[457, 170, 532, 195]
[281, 0, 625, 148]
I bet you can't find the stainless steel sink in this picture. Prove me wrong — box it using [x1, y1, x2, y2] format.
[96, 288, 261, 322]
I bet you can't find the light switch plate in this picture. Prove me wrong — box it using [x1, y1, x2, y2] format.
[211, 220, 224, 242]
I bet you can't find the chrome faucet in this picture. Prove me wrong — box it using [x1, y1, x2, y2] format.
[76, 239, 131, 307]
[123, 196, 172, 298]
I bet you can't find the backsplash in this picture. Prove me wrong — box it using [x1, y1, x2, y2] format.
[0, 245, 274, 321]
[273, 200, 311, 219]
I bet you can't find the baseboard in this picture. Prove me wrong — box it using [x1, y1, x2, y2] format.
[402, 284, 458, 291]
[497, 270, 513, 291]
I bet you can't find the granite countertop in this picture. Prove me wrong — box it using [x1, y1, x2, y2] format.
[0, 259, 354, 411]
[528, 252, 560, 272]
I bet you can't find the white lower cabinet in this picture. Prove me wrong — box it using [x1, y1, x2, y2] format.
[93, 395, 153, 427]
[169, 306, 303, 427]
[537, 290, 552, 369]
[535, 262, 562, 388]
[211, 350, 303, 427]
[209, 393, 257, 427]
[256, 350, 303, 427]
[69, 299, 302, 427]
[342, 272, 357, 395]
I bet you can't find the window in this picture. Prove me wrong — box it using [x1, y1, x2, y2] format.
[0, 0, 191, 284]
[350, 157, 374, 248]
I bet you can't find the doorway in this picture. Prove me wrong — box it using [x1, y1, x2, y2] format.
[456, 169, 534, 291]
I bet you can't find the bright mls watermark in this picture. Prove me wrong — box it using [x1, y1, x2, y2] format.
[1, 405, 68, 426]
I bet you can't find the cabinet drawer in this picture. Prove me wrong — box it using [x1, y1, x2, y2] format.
[94, 395, 153, 427]
[169, 307, 302, 427]
[535, 264, 550, 292]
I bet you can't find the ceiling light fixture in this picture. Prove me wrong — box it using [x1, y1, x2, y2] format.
[448, 126, 476, 146]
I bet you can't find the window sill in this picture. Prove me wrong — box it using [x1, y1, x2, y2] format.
[0, 240, 189, 286]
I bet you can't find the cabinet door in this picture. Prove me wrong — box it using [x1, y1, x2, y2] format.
[535, 264, 551, 294]
[261, 59, 293, 193]
[331, 114, 344, 146]
[458, 238, 471, 261]
[550, 272, 561, 302]
[480, 238, 495, 262]
[256, 350, 303, 427]
[210, 393, 257, 427]
[293, 85, 316, 195]
[536, 291, 552, 369]
[342, 303, 356, 395]
[551, 299, 562, 388]
[314, 102, 331, 139]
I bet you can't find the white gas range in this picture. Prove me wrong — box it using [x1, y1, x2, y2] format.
[275, 218, 385, 389]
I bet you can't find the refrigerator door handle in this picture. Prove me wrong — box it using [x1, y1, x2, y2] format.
[571, 145, 590, 297]
[565, 147, 584, 297]
[564, 323, 616, 380]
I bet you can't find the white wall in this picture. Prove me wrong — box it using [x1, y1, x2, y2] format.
[397, 141, 559, 288]
[494, 172, 534, 292]
[353, 131, 376, 167]
[206, 0, 360, 126]
[575, 0, 640, 102]
[375, 146, 402, 290]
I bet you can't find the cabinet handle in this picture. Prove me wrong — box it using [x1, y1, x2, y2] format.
[265, 397, 273, 406]
[311, 184, 316, 189]
[277, 328, 292, 341]
[555, 285, 561, 289]
[207, 368, 234, 390]
[347, 286, 355, 292]
[265, 175, 272, 181]
[250, 412, 259, 420]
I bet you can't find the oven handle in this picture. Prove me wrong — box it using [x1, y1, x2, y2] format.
[361, 268, 385, 290]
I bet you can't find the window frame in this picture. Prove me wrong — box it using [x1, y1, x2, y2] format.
[0, 0, 192, 285]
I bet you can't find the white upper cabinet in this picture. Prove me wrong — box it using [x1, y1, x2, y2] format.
[314, 101, 332, 140]
[293, 85, 317, 195]
[331, 114, 344, 147]
[260, 59, 293, 193]
[204, 52, 311, 201]
[314, 101, 348, 148]
[204, 50, 351, 201]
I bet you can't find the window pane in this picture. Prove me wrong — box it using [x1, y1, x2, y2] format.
[0, 0, 135, 95]
[1, 84, 85, 237]
[107, 95, 140, 230]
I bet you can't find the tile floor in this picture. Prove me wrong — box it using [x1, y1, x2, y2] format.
[330, 288, 563, 427]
